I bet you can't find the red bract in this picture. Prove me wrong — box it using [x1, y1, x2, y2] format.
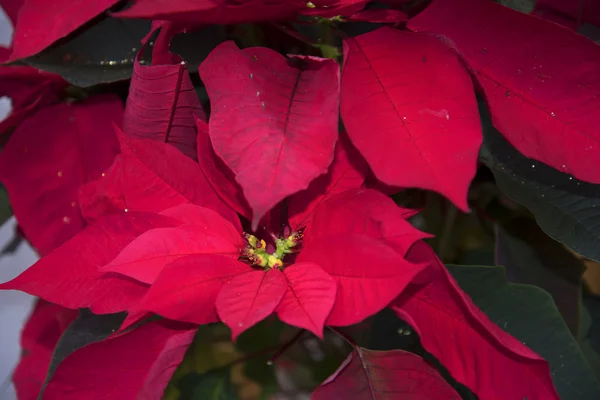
[114, 0, 370, 24]
[409, 0, 600, 183]
[391, 241, 559, 400]
[195, 116, 252, 218]
[0, 94, 121, 255]
[340, 27, 482, 211]
[12, 300, 77, 400]
[200, 41, 340, 227]
[123, 23, 206, 160]
[288, 133, 368, 230]
[43, 320, 197, 400]
[0, 66, 66, 135]
[124, 188, 426, 339]
[9, 0, 121, 61]
[312, 347, 461, 399]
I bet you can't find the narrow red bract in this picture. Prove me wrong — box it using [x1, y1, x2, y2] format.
[200, 41, 340, 228]
[409, 0, 600, 183]
[123, 23, 206, 160]
[533, 0, 600, 30]
[391, 242, 560, 400]
[42, 320, 197, 400]
[312, 347, 462, 399]
[340, 27, 482, 211]
[0, 94, 122, 255]
[9, 0, 121, 61]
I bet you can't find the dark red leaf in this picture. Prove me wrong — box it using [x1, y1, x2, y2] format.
[9, 0, 121, 61]
[391, 241, 559, 400]
[102, 205, 243, 284]
[0, 94, 121, 255]
[135, 255, 248, 324]
[298, 235, 425, 326]
[533, 0, 600, 30]
[115, 127, 241, 230]
[199, 41, 340, 228]
[13, 300, 77, 400]
[43, 320, 197, 400]
[123, 51, 205, 160]
[114, 0, 306, 24]
[0, 212, 180, 313]
[304, 188, 430, 257]
[312, 347, 461, 399]
[289, 134, 367, 230]
[276, 262, 336, 338]
[347, 8, 408, 23]
[340, 26, 482, 210]
[408, 0, 600, 183]
[216, 268, 287, 339]
[0, 66, 66, 134]
[195, 116, 251, 218]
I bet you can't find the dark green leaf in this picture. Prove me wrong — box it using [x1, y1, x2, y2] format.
[24, 16, 227, 87]
[38, 309, 126, 399]
[496, 218, 585, 336]
[178, 370, 238, 400]
[448, 264, 600, 399]
[0, 184, 11, 226]
[479, 102, 600, 262]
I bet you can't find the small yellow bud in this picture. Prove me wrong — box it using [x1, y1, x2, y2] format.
[306, 2, 316, 8]
[267, 255, 283, 269]
[244, 233, 259, 247]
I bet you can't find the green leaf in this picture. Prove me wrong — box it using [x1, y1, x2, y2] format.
[39, 309, 126, 399]
[24, 16, 226, 87]
[496, 218, 585, 336]
[0, 184, 12, 226]
[448, 264, 600, 399]
[178, 370, 238, 400]
[479, 101, 600, 262]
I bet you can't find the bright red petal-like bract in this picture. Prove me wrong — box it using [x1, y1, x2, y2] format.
[289, 134, 367, 230]
[409, 0, 600, 183]
[312, 347, 461, 399]
[340, 26, 482, 211]
[9, 0, 120, 61]
[42, 320, 197, 400]
[533, 0, 600, 30]
[0, 66, 66, 134]
[116, 128, 241, 230]
[136, 255, 248, 324]
[0, 212, 180, 314]
[298, 235, 425, 326]
[200, 41, 340, 228]
[304, 188, 430, 257]
[103, 204, 242, 284]
[216, 268, 288, 339]
[196, 116, 251, 218]
[13, 300, 77, 400]
[276, 262, 336, 338]
[391, 241, 559, 400]
[0, 94, 121, 255]
[115, 0, 305, 24]
[123, 24, 206, 160]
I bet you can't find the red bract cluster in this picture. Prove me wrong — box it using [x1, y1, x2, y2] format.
[4, 0, 597, 398]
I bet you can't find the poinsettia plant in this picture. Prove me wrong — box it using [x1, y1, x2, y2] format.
[1, 0, 600, 399]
